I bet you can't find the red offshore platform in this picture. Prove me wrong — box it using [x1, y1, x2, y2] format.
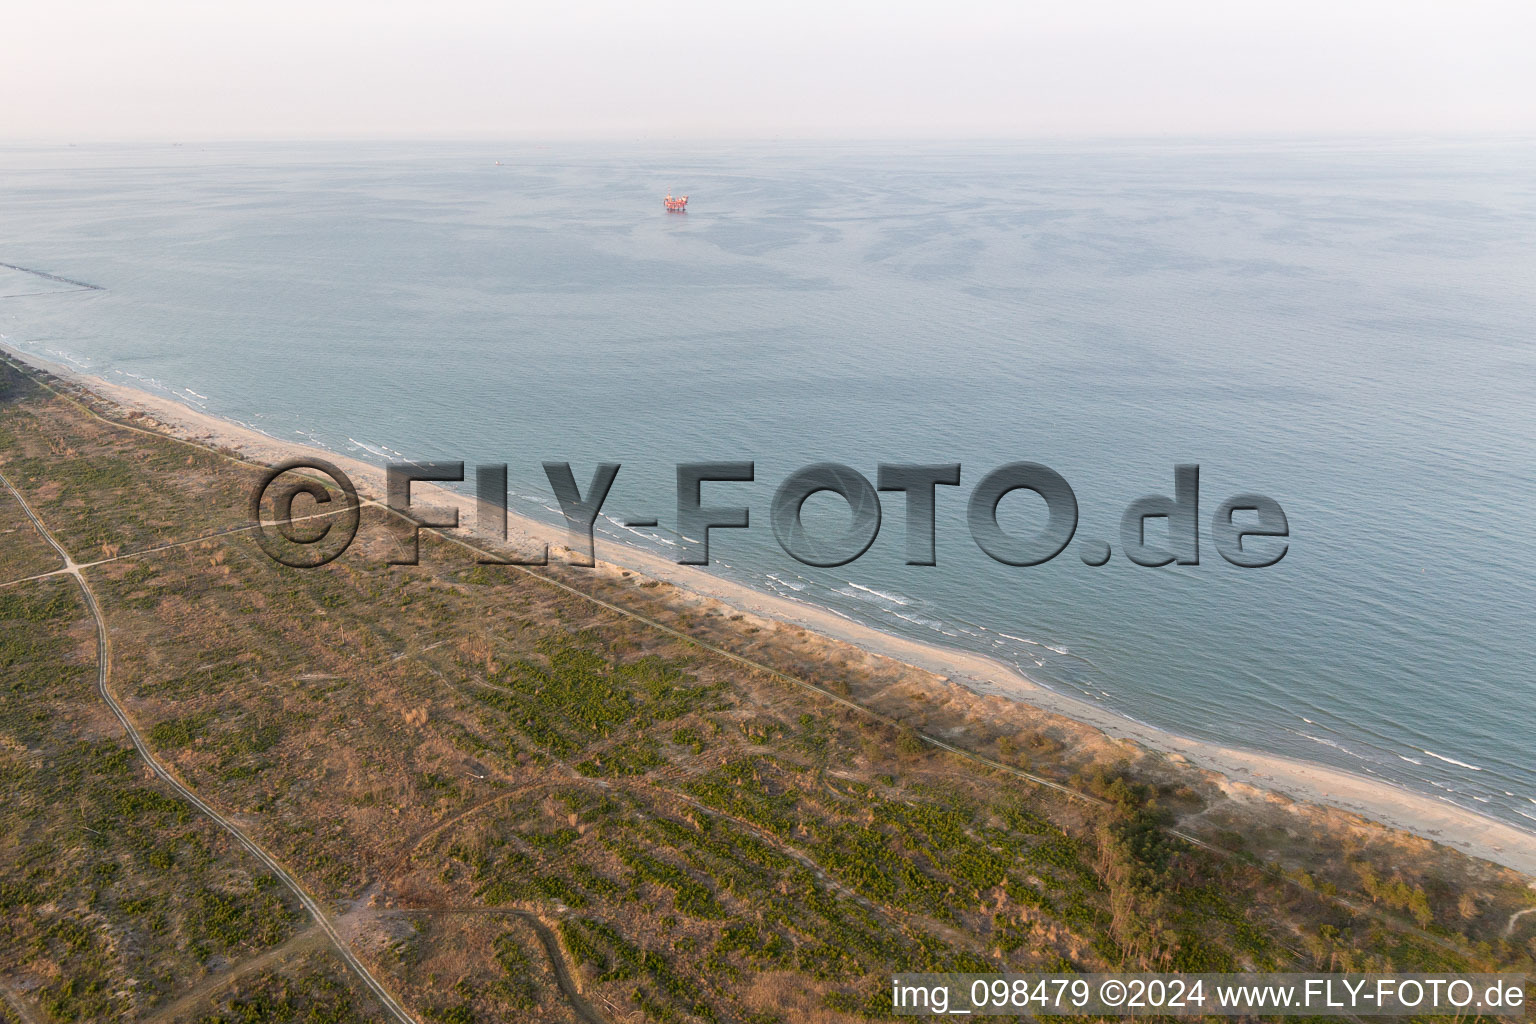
[664, 193, 688, 211]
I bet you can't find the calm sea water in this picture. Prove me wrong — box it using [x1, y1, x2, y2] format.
[3, 139, 1533, 831]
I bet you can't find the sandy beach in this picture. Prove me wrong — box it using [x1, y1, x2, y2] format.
[8, 341, 1536, 879]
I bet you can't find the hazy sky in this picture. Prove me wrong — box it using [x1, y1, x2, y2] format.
[5, 0, 1533, 140]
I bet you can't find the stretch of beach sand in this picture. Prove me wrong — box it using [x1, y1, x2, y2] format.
[7, 342, 1535, 879]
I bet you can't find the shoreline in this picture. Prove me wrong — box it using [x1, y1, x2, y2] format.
[7, 341, 1535, 878]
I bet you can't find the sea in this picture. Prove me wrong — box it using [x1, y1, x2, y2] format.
[2, 138, 1533, 833]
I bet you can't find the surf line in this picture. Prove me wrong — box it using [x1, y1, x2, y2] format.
[0, 261, 104, 291]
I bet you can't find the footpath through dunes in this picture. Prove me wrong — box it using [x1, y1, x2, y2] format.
[0, 467, 419, 1024]
[1, 351, 1534, 1023]
[137, 926, 329, 1024]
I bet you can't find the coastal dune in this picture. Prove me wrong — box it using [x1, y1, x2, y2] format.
[8, 341, 1535, 879]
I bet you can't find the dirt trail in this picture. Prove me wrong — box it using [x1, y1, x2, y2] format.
[0, 469, 419, 1024]
[391, 908, 607, 1024]
[141, 926, 326, 1024]
[0, 981, 44, 1024]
